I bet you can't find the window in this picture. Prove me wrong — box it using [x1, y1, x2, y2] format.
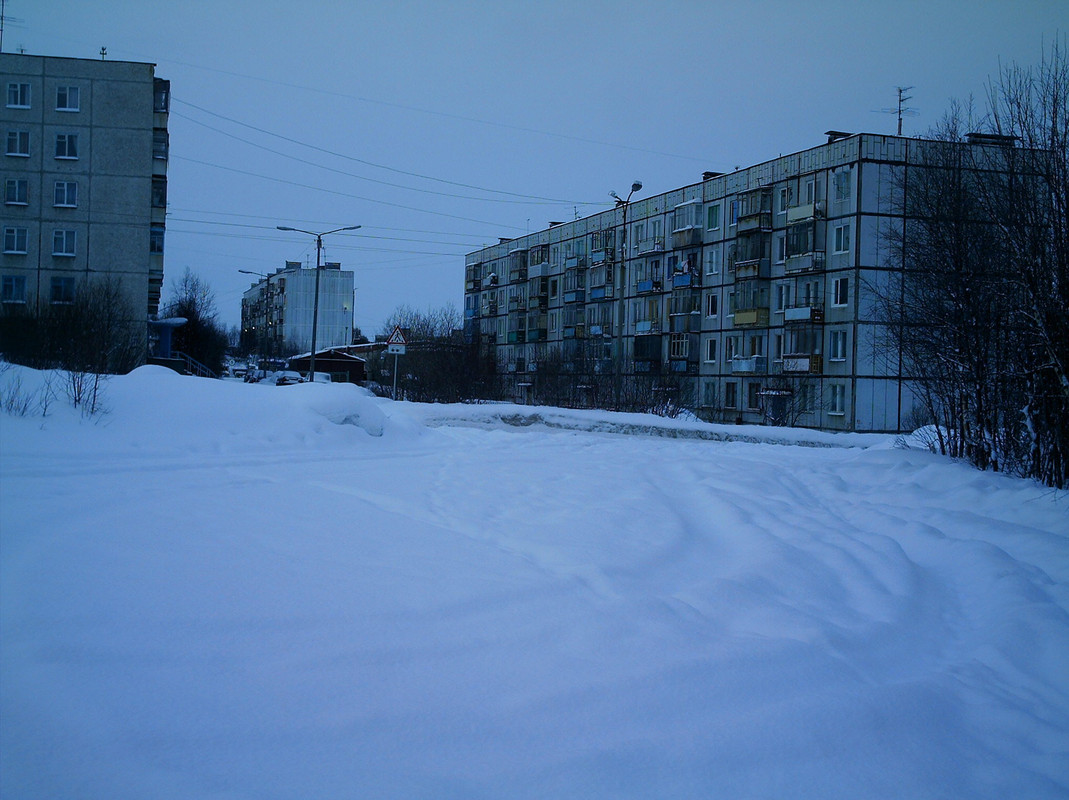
[6, 130, 30, 156]
[706, 203, 720, 230]
[3, 227, 27, 254]
[56, 86, 80, 111]
[669, 333, 689, 359]
[725, 336, 740, 361]
[154, 78, 170, 113]
[1, 275, 26, 303]
[7, 82, 30, 108]
[805, 179, 816, 204]
[778, 187, 788, 214]
[830, 384, 846, 415]
[705, 293, 718, 317]
[775, 234, 786, 263]
[834, 223, 851, 253]
[151, 176, 167, 209]
[830, 329, 847, 361]
[705, 247, 720, 275]
[833, 276, 849, 306]
[50, 276, 76, 304]
[153, 128, 169, 160]
[705, 337, 717, 362]
[55, 133, 79, 159]
[702, 381, 717, 407]
[150, 224, 165, 254]
[53, 229, 76, 256]
[834, 170, 852, 201]
[773, 333, 783, 360]
[725, 381, 738, 409]
[54, 181, 78, 207]
[747, 383, 761, 410]
[775, 283, 791, 312]
[729, 199, 738, 226]
[5, 179, 27, 205]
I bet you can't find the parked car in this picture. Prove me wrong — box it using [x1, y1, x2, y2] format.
[310, 373, 332, 384]
[274, 371, 305, 386]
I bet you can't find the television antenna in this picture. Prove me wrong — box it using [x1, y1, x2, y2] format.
[876, 86, 918, 135]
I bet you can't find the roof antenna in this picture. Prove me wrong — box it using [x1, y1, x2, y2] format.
[99, 46, 107, 60]
[876, 86, 918, 135]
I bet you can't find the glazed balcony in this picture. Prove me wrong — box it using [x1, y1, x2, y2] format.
[730, 355, 767, 374]
[784, 251, 826, 274]
[733, 257, 770, 280]
[732, 307, 770, 327]
[783, 303, 825, 324]
[736, 210, 772, 233]
[781, 354, 823, 374]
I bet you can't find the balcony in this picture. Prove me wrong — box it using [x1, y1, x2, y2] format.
[781, 354, 823, 374]
[730, 355, 767, 374]
[563, 325, 585, 339]
[507, 297, 524, 312]
[464, 307, 479, 319]
[669, 359, 699, 375]
[671, 227, 703, 249]
[528, 263, 548, 278]
[565, 255, 586, 269]
[563, 289, 586, 304]
[506, 330, 526, 344]
[481, 332, 497, 344]
[736, 210, 772, 233]
[784, 303, 825, 324]
[732, 307, 770, 327]
[733, 257, 770, 280]
[591, 247, 614, 264]
[589, 286, 613, 301]
[528, 296, 548, 311]
[784, 251, 827, 274]
[465, 279, 481, 292]
[786, 201, 826, 224]
[588, 324, 608, 337]
[637, 279, 662, 294]
[508, 268, 528, 283]
[636, 236, 664, 254]
[527, 328, 547, 342]
[672, 272, 699, 289]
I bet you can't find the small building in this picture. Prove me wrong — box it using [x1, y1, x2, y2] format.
[287, 347, 366, 384]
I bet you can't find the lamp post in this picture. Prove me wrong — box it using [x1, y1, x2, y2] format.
[610, 181, 642, 408]
[276, 224, 360, 382]
[239, 269, 272, 377]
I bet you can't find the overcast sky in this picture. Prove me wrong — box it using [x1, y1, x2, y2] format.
[7, 1, 1066, 332]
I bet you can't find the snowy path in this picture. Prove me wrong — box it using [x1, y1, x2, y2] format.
[2, 367, 1068, 798]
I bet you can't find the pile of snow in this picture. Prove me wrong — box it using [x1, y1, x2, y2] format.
[2, 364, 1067, 799]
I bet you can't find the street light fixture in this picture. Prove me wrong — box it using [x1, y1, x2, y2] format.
[239, 268, 272, 377]
[611, 181, 642, 408]
[276, 224, 360, 382]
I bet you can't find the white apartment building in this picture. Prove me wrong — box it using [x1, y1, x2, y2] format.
[241, 261, 354, 355]
[1, 53, 169, 319]
[464, 131, 994, 433]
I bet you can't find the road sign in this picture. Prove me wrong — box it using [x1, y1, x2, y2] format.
[386, 325, 408, 346]
[388, 343, 406, 355]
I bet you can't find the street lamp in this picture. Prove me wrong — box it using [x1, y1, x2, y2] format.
[276, 224, 360, 382]
[610, 180, 642, 408]
[239, 268, 272, 377]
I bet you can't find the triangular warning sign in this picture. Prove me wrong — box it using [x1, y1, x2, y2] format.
[386, 325, 408, 346]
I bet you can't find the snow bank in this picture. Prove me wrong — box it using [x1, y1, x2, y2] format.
[2, 363, 1067, 799]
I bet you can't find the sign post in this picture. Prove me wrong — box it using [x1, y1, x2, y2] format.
[386, 325, 408, 400]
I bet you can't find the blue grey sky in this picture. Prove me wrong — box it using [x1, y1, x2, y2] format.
[6, 0, 1065, 331]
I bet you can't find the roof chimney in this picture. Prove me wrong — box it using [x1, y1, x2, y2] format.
[702, 171, 723, 181]
[825, 130, 853, 143]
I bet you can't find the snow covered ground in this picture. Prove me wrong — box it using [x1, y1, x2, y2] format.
[2, 364, 1067, 799]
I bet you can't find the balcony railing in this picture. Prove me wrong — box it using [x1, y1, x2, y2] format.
[563, 289, 585, 304]
[506, 330, 526, 344]
[784, 251, 827, 274]
[730, 355, 767, 374]
[786, 201, 826, 223]
[590, 247, 614, 264]
[781, 354, 823, 374]
[635, 320, 661, 334]
[527, 328, 547, 342]
[589, 286, 613, 301]
[783, 303, 825, 323]
[563, 325, 585, 339]
[732, 307, 770, 327]
[671, 228, 703, 249]
[732, 257, 770, 280]
[508, 268, 527, 283]
[672, 272, 698, 289]
[637, 279, 662, 294]
[736, 210, 772, 232]
[636, 236, 664, 254]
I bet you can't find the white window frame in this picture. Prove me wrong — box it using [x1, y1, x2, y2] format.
[52, 229, 77, 257]
[705, 337, 717, 363]
[705, 247, 720, 275]
[55, 133, 79, 160]
[829, 329, 847, 361]
[1, 274, 27, 303]
[6, 130, 30, 156]
[5, 178, 28, 205]
[706, 203, 720, 231]
[704, 292, 718, 318]
[833, 277, 849, 307]
[833, 223, 851, 254]
[3, 226, 28, 254]
[56, 86, 80, 112]
[830, 384, 846, 416]
[54, 180, 78, 208]
[50, 276, 76, 305]
[6, 82, 30, 108]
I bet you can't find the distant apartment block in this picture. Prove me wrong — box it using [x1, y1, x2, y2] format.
[241, 261, 355, 355]
[1, 53, 169, 320]
[463, 132, 1008, 433]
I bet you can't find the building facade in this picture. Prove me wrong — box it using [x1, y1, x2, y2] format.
[241, 261, 355, 355]
[463, 132, 962, 433]
[1, 53, 169, 320]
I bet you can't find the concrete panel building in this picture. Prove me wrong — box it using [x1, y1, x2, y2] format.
[463, 132, 1006, 434]
[241, 261, 355, 355]
[1, 53, 168, 320]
